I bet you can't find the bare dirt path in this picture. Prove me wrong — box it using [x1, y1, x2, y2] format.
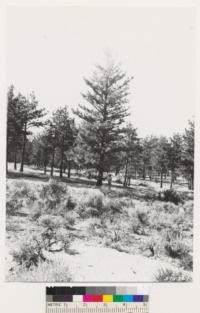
[49, 239, 177, 282]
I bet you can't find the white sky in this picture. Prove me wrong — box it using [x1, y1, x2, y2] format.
[6, 6, 196, 137]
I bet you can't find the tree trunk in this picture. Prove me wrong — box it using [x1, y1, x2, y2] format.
[96, 168, 103, 186]
[20, 123, 27, 172]
[189, 171, 194, 190]
[59, 147, 64, 178]
[50, 147, 55, 177]
[123, 157, 129, 187]
[14, 139, 17, 170]
[170, 170, 173, 189]
[96, 153, 105, 186]
[68, 160, 71, 178]
[134, 167, 137, 179]
[44, 163, 47, 175]
[142, 165, 146, 180]
[160, 171, 163, 188]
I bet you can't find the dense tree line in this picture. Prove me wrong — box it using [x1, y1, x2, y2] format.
[7, 61, 194, 189]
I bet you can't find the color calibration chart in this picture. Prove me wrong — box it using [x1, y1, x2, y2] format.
[46, 287, 149, 313]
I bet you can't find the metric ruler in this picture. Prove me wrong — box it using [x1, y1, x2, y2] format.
[46, 302, 149, 313]
[46, 287, 150, 313]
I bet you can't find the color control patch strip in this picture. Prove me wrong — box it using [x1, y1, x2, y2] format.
[46, 287, 149, 302]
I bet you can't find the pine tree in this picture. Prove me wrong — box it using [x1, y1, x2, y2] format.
[155, 136, 169, 188]
[74, 61, 133, 186]
[182, 120, 194, 189]
[167, 134, 183, 188]
[31, 132, 52, 174]
[50, 107, 75, 178]
[7, 86, 23, 171]
[123, 124, 139, 187]
[19, 92, 46, 172]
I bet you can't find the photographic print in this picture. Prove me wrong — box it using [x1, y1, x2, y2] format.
[5, 6, 195, 282]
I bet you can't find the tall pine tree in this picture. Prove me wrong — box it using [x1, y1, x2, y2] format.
[182, 120, 194, 190]
[74, 61, 133, 186]
[19, 92, 46, 172]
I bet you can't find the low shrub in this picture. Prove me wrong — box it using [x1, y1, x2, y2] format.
[11, 234, 45, 268]
[136, 209, 149, 226]
[155, 268, 192, 282]
[7, 259, 72, 282]
[159, 189, 183, 205]
[138, 182, 148, 187]
[180, 253, 193, 271]
[163, 227, 183, 242]
[104, 227, 125, 246]
[148, 211, 172, 230]
[131, 216, 146, 235]
[164, 239, 190, 259]
[29, 201, 44, 221]
[103, 198, 123, 213]
[141, 237, 162, 257]
[64, 214, 76, 226]
[160, 202, 179, 214]
[64, 196, 76, 211]
[6, 220, 23, 232]
[39, 214, 65, 229]
[144, 191, 157, 201]
[100, 185, 110, 195]
[115, 178, 123, 184]
[38, 215, 70, 252]
[84, 190, 104, 210]
[6, 198, 23, 215]
[40, 180, 67, 203]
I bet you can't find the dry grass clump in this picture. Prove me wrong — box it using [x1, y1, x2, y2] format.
[7, 259, 72, 282]
[141, 237, 163, 257]
[164, 239, 190, 259]
[155, 268, 192, 282]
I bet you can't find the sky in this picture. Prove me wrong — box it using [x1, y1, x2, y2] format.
[6, 6, 196, 138]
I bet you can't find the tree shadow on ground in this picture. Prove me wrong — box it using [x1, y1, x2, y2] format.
[7, 170, 159, 201]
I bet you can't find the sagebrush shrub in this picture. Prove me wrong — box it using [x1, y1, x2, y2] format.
[136, 209, 149, 226]
[143, 191, 157, 201]
[103, 197, 123, 213]
[65, 196, 76, 210]
[7, 259, 72, 282]
[159, 189, 183, 205]
[161, 202, 179, 214]
[131, 216, 145, 235]
[38, 215, 70, 252]
[148, 210, 171, 230]
[39, 214, 65, 229]
[85, 190, 104, 210]
[11, 234, 45, 268]
[6, 198, 23, 215]
[155, 268, 192, 282]
[40, 180, 66, 202]
[115, 178, 123, 184]
[180, 253, 193, 271]
[142, 237, 162, 256]
[164, 239, 190, 259]
[29, 201, 44, 221]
